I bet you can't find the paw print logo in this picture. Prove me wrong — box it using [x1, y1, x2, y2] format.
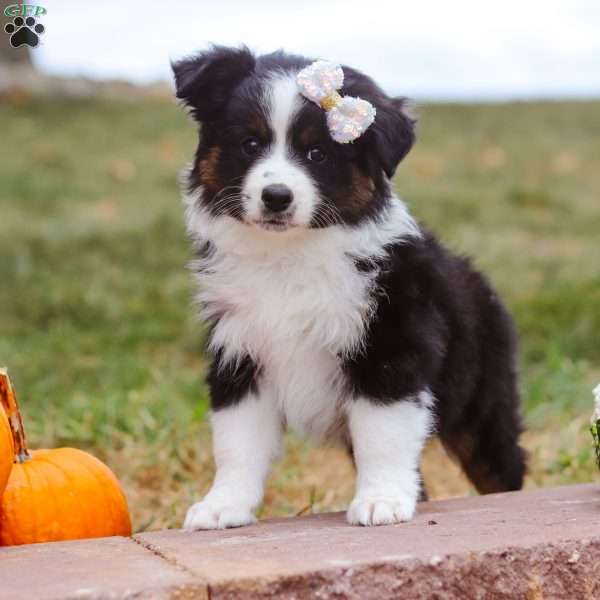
[4, 16, 45, 48]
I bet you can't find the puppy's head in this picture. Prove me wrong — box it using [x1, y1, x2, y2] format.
[173, 46, 415, 232]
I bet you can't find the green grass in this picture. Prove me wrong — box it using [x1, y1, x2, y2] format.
[1, 97, 599, 529]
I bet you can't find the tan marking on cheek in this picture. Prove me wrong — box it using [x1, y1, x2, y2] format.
[344, 166, 375, 215]
[198, 146, 222, 191]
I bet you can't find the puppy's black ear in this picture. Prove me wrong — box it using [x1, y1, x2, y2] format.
[172, 45, 255, 120]
[370, 97, 416, 178]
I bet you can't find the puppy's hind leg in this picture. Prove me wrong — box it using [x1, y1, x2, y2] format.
[441, 275, 527, 494]
[441, 355, 526, 494]
[442, 417, 526, 494]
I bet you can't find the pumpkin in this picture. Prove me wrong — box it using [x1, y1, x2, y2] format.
[0, 394, 13, 497]
[0, 369, 132, 546]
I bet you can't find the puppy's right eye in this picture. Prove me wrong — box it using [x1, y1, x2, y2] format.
[307, 146, 326, 163]
[241, 137, 261, 157]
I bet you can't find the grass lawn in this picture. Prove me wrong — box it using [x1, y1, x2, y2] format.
[1, 97, 599, 531]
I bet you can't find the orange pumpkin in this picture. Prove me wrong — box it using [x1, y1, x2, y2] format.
[0, 390, 13, 497]
[0, 370, 132, 546]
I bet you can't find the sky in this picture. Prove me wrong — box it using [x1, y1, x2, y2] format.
[23, 0, 600, 100]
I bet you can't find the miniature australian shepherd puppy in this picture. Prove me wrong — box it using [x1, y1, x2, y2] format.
[172, 45, 527, 530]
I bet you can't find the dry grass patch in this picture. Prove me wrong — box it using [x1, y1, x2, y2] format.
[107, 418, 596, 532]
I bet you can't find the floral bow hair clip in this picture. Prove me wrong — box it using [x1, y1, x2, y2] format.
[296, 60, 376, 144]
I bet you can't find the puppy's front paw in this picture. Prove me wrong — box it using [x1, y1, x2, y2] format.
[184, 500, 256, 530]
[347, 495, 416, 527]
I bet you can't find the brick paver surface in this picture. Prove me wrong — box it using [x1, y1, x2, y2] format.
[0, 536, 204, 600]
[2, 484, 599, 599]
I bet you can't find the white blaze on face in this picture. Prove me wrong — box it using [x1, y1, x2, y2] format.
[242, 73, 319, 228]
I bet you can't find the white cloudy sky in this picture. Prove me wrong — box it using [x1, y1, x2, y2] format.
[30, 0, 600, 100]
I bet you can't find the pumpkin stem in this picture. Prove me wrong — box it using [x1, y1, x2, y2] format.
[0, 368, 31, 463]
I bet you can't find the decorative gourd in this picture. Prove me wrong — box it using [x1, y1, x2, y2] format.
[0, 394, 13, 497]
[0, 369, 132, 546]
[592, 384, 600, 471]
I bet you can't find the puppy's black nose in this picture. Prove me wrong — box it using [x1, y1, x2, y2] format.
[262, 184, 293, 213]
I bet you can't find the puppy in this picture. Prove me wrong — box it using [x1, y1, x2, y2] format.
[173, 46, 526, 529]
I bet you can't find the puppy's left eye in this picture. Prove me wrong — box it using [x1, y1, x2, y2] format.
[307, 146, 326, 163]
[242, 137, 262, 157]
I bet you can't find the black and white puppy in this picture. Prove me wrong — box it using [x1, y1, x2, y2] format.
[173, 46, 526, 529]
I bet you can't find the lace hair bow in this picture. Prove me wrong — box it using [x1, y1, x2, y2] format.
[296, 60, 376, 144]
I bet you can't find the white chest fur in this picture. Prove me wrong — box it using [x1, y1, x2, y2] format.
[185, 196, 420, 440]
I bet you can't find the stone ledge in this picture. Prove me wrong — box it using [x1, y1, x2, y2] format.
[0, 535, 205, 600]
[1, 484, 599, 599]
